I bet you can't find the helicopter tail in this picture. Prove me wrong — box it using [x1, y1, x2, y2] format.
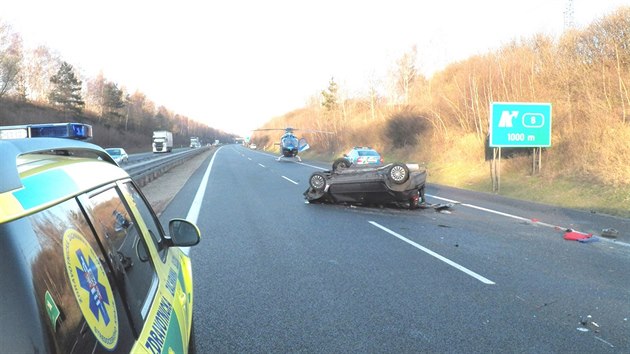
[298, 138, 310, 152]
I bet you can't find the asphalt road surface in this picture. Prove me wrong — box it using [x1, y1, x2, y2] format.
[154, 144, 630, 353]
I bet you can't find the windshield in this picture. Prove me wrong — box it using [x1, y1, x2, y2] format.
[358, 150, 379, 156]
[282, 136, 298, 147]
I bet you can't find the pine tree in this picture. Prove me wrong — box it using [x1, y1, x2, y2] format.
[321, 77, 338, 111]
[48, 61, 85, 114]
[102, 81, 125, 126]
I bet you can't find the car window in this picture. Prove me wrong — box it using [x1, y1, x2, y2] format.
[119, 182, 165, 258]
[24, 197, 135, 352]
[88, 185, 158, 333]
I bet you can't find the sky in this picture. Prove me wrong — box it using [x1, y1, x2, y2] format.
[2, 0, 630, 137]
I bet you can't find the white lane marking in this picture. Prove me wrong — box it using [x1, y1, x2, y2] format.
[426, 195, 459, 204]
[369, 221, 496, 285]
[296, 161, 327, 170]
[426, 193, 630, 248]
[183, 146, 221, 255]
[247, 157, 252, 161]
[282, 176, 299, 185]
[429, 194, 542, 224]
[187, 149, 218, 223]
[258, 163, 266, 168]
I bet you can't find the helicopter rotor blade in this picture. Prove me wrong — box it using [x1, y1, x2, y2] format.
[302, 130, 334, 134]
[252, 127, 334, 135]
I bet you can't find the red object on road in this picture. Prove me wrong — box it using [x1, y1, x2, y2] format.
[563, 230, 593, 241]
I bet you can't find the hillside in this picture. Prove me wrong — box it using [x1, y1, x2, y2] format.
[0, 99, 150, 152]
[0, 98, 232, 152]
[250, 7, 630, 218]
[1, 7, 629, 218]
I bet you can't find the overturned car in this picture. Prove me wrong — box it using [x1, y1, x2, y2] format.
[304, 159, 427, 209]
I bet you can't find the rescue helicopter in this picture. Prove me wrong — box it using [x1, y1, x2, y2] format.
[254, 127, 331, 161]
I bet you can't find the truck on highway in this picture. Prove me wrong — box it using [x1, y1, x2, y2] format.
[190, 137, 201, 148]
[152, 131, 173, 153]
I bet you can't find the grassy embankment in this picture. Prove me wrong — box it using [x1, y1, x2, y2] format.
[302, 147, 630, 219]
[259, 8, 630, 219]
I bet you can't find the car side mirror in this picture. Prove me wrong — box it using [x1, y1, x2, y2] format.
[168, 218, 201, 247]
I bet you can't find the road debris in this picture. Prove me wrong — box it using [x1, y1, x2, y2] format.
[579, 315, 601, 333]
[601, 228, 619, 239]
[434, 203, 454, 211]
[563, 229, 596, 242]
[578, 236, 599, 243]
[423, 203, 453, 214]
[419, 202, 455, 213]
[594, 336, 615, 348]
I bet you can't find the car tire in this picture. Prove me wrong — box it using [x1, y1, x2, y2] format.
[309, 173, 327, 192]
[332, 158, 351, 172]
[388, 163, 409, 184]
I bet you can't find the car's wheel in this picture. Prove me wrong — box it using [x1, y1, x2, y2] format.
[332, 158, 351, 171]
[309, 173, 327, 191]
[388, 163, 409, 184]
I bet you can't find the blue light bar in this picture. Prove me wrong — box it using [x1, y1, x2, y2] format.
[0, 123, 93, 140]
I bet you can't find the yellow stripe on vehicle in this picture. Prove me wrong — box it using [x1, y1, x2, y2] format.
[0, 193, 25, 223]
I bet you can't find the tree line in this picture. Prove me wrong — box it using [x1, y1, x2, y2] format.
[0, 20, 234, 148]
[254, 6, 630, 186]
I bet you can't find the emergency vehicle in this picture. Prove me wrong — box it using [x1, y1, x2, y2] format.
[0, 123, 200, 353]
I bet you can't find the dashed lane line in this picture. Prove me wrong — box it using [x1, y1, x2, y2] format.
[369, 221, 495, 285]
[282, 176, 299, 185]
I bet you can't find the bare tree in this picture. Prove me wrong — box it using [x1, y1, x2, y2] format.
[366, 73, 381, 122]
[85, 71, 106, 116]
[395, 45, 418, 105]
[21, 46, 61, 102]
[0, 22, 23, 98]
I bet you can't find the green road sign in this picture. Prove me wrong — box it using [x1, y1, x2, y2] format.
[489, 102, 552, 147]
[45, 291, 60, 332]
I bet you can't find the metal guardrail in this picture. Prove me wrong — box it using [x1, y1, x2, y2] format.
[124, 147, 210, 187]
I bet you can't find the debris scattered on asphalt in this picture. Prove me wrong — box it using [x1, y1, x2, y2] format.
[601, 228, 619, 238]
[563, 229, 594, 242]
[591, 321, 600, 328]
[419, 202, 455, 213]
[579, 315, 601, 333]
[434, 203, 454, 211]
